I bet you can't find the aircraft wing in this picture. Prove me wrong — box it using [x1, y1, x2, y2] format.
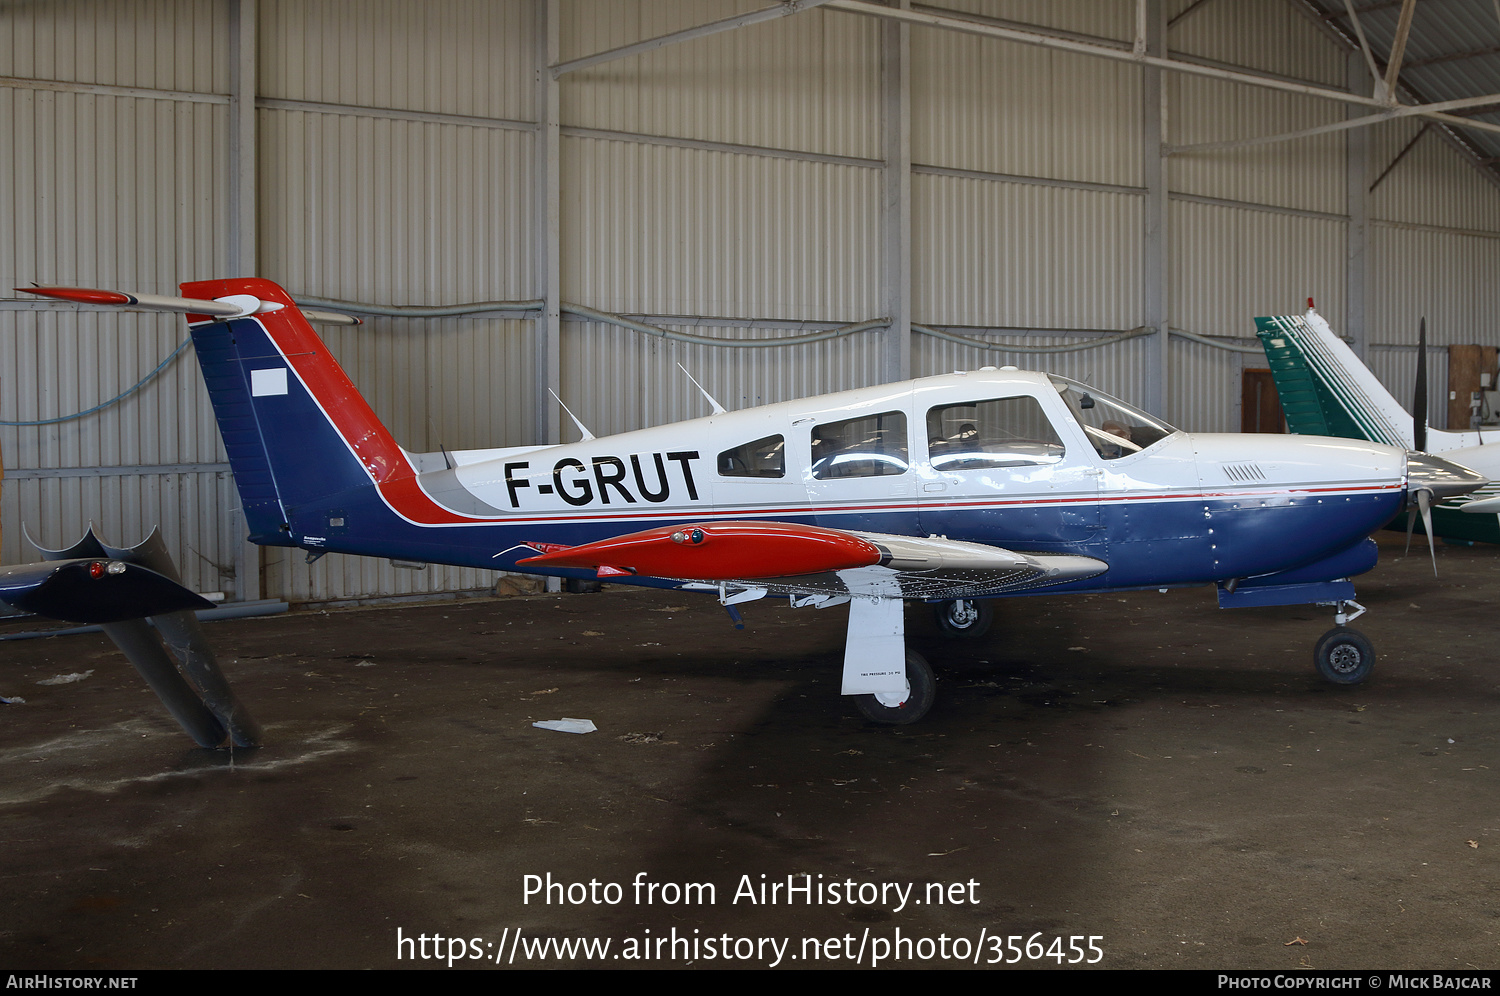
[829, 531, 1106, 600]
[0, 558, 214, 623]
[516, 521, 1106, 600]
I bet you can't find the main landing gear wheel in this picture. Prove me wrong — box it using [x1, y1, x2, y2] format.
[855, 649, 935, 725]
[1314, 627, 1375, 685]
[933, 598, 994, 639]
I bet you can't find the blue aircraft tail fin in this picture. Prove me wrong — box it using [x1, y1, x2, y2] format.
[179, 278, 414, 545]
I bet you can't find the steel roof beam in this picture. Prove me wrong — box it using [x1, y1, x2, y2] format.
[1382, 0, 1417, 96]
[1403, 44, 1500, 70]
[1341, 0, 1387, 99]
[1369, 121, 1431, 191]
[1167, 0, 1217, 29]
[1169, 98, 1500, 156]
[550, 0, 834, 77]
[1290, 0, 1500, 189]
[826, 1, 1500, 146]
[826, 0, 1392, 108]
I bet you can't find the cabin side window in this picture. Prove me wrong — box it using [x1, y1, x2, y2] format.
[809, 411, 909, 480]
[926, 396, 1065, 470]
[717, 434, 785, 478]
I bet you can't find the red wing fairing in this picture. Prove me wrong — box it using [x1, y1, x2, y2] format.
[518, 520, 1107, 599]
[517, 521, 882, 579]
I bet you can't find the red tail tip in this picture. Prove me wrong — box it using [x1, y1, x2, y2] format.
[1307, 297, 1315, 310]
[19, 286, 133, 306]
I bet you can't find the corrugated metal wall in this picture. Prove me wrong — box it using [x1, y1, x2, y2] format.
[562, 0, 879, 159]
[562, 320, 886, 436]
[0, 0, 232, 594]
[4, 0, 1499, 603]
[911, 11, 1140, 186]
[563, 136, 880, 320]
[913, 176, 1143, 330]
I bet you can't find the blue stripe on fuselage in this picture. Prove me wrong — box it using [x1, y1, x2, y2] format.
[282, 484, 1400, 595]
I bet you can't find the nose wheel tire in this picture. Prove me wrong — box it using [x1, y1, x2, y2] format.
[1314, 627, 1375, 685]
[855, 649, 935, 725]
[933, 599, 994, 639]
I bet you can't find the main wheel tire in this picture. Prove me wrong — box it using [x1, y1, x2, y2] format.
[855, 649, 936, 725]
[933, 598, 994, 640]
[1314, 627, 1375, 685]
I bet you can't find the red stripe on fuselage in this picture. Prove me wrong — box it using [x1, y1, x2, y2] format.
[374, 482, 1401, 530]
[373, 481, 1400, 529]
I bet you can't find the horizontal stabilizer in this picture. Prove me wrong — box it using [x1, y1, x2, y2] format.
[0, 559, 214, 624]
[18, 285, 361, 326]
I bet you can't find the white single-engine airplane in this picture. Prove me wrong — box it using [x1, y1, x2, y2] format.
[16, 280, 1488, 722]
[1257, 306, 1500, 547]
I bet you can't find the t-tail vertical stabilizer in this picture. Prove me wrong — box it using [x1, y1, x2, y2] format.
[1256, 307, 1500, 545]
[1255, 309, 1412, 449]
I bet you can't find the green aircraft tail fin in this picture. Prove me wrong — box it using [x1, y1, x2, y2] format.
[1255, 316, 1386, 443]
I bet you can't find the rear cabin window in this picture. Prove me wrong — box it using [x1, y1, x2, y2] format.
[926, 397, 1065, 470]
[810, 411, 909, 480]
[718, 434, 785, 478]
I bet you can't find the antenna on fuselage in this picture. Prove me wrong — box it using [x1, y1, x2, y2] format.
[427, 418, 454, 469]
[676, 363, 726, 415]
[547, 389, 595, 442]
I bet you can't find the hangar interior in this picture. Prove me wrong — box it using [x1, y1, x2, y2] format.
[3, 0, 1499, 607]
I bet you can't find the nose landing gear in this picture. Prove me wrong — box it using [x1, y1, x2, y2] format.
[1314, 600, 1373, 685]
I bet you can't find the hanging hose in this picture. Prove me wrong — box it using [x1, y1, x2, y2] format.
[0, 337, 194, 427]
[4, 293, 1263, 427]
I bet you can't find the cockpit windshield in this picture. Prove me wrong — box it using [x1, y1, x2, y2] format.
[1050, 376, 1178, 461]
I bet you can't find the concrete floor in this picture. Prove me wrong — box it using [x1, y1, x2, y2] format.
[2, 532, 1499, 970]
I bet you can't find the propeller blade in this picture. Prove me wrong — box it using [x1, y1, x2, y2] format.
[1414, 318, 1428, 452]
[1419, 487, 1437, 576]
[1405, 504, 1418, 555]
